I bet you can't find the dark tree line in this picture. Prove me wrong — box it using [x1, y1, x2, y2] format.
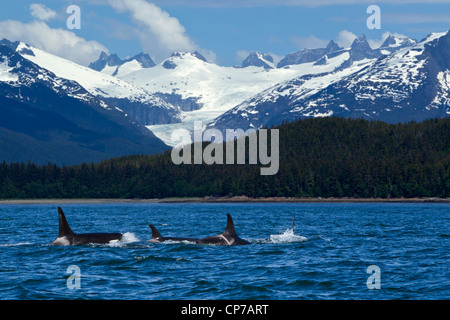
[1, 117, 449, 199]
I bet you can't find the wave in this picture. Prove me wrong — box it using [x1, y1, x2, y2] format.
[0, 242, 33, 247]
[159, 240, 197, 245]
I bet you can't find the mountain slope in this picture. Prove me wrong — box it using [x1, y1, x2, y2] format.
[208, 37, 376, 131]
[287, 32, 450, 123]
[11, 41, 181, 125]
[122, 51, 303, 114]
[0, 42, 169, 165]
[209, 32, 450, 130]
[121, 50, 369, 145]
[120, 51, 318, 144]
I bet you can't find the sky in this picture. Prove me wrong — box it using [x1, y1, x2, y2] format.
[0, 0, 449, 66]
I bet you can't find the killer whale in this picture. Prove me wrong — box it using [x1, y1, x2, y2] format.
[148, 214, 251, 246]
[50, 207, 123, 246]
[195, 214, 251, 245]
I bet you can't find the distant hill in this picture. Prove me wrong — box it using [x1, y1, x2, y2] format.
[1, 117, 448, 199]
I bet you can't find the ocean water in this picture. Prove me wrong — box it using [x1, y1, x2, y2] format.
[0, 202, 448, 300]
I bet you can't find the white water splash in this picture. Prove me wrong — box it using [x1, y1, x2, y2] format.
[268, 229, 307, 244]
[121, 232, 140, 243]
[108, 232, 140, 247]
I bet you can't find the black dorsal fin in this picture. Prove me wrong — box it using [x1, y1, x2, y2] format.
[223, 214, 237, 237]
[148, 224, 162, 240]
[57, 207, 75, 237]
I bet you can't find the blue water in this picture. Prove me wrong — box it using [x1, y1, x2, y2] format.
[0, 202, 448, 300]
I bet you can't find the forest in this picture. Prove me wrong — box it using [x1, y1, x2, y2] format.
[0, 116, 449, 199]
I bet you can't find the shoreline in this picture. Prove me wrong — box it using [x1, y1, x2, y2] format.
[0, 196, 448, 205]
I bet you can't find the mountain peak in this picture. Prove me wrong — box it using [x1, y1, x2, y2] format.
[277, 39, 342, 68]
[98, 50, 109, 61]
[0, 38, 20, 51]
[193, 51, 208, 62]
[170, 51, 208, 63]
[349, 34, 381, 60]
[422, 29, 450, 70]
[132, 52, 156, 68]
[380, 34, 397, 47]
[242, 52, 274, 69]
[351, 34, 370, 49]
[89, 51, 118, 71]
[89, 51, 155, 73]
[379, 34, 417, 52]
[325, 40, 342, 52]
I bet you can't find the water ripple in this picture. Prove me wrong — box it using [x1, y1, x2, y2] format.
[0, 202, 448, 300]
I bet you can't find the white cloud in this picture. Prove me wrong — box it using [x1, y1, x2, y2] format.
[29, 3, 57, 21]
[108, 0, 201, 62]
[336, 30, 357, 48]
[268, 52, 284, 65]
[236, 50, 250, 62]
[367, 32, 391, 49]
[0, 20, 108, 66]
[199, 49, 217, 64]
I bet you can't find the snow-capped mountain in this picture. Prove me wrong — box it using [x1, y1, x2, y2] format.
[89, 51, 156, 77]
[119, 51, 316, 144]
[347, 34, 381, 61]
[105, 33, 439, 145]
[277, 40, 342, 68]
[0, 39, 169, 164]
[10, 41, 181, 125]
[241, 52, 275, 69]
[378, 34, 417, 54]
[2, 27, 444, 158]
[209, 31, 450, 131]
